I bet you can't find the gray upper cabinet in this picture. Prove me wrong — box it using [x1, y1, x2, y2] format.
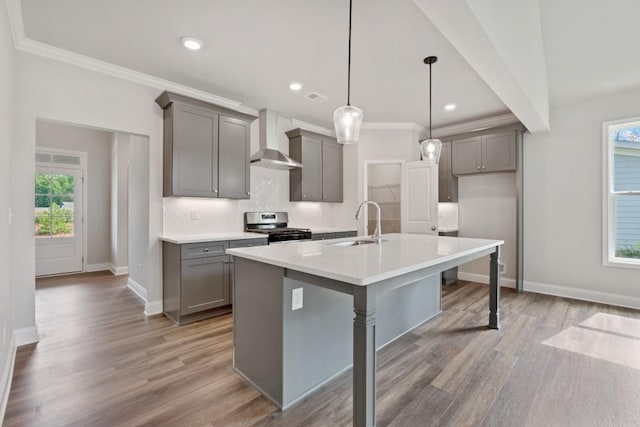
[287, 128, 343, 203]
[218, 115, 251, 199]
[482, 131, 517, 172]
[451, 131, 516, 176]
[321, 139, 343, 202]
[156, 91, 256, 198]
[438, 140, 458, 202]
[451, 136, 482, 175]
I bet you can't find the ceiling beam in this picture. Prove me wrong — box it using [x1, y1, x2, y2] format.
[413, 0, 550, 133]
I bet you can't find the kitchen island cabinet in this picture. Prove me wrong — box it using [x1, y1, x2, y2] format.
[228, 233, 503, 426]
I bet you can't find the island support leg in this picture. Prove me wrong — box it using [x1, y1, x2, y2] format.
[489, 246, 501, 329]
[353, 286, 376, 427]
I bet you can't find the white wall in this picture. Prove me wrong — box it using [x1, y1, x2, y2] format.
[128, 135, 150, 294]
[524, 87, 640, 306]
[458, 173, 517, 285]
[36, 121, 113, 267]
[110, 133, 129, 272]
[12, 51, 165, 331]
[0, 0, 16, 419]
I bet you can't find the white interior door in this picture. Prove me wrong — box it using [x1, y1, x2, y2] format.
[35, 166, 84, 276]
[401, 160, 438, 235]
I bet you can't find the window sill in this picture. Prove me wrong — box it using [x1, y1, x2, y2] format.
[604, 258, 640, 270]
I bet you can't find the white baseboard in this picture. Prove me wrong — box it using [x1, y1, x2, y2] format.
[14, 326, 39, 347]
[524, 280, 640, 310]
[85, 263, 111, 272]
[0, 333, 16, 425]
[457, 272, 516, 288]
[110, 265, 129, 276]
[127, 277, 147, 301]
[144, 300, 163, 316]
[127, 279, 161, 316]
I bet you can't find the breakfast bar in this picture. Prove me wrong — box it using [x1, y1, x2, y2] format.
[227, 233, 503, 427]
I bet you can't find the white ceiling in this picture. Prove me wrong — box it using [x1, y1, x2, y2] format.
[539, 0, 640, 104]
[19, 0, 509, 128]
[18, 0, 640, 130]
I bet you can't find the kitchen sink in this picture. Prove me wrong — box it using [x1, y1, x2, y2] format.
[330, 239, 381, 247]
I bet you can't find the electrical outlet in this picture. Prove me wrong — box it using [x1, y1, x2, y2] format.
[292, 288, 303, 311]
[190, 209, 198, 220]
[499, 263, 506, 275]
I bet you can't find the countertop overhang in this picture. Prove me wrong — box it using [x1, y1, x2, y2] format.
[160, 233, 268, 244]
[227, 233, 503, 286]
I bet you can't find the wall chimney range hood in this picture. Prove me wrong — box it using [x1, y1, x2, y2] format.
[250, 109, 303, 170]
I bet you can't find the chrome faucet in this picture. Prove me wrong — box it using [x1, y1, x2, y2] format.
[355, 200, 382, 244]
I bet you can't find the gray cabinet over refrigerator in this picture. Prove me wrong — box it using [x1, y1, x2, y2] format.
[156, 91, 256, 199]
[286, 128, 343, 202]
[451, 130, 517, 176]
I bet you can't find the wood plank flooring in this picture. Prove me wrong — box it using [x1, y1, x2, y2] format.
[5, 272, 640, 426]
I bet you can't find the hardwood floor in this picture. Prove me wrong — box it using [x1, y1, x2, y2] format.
[5, 272, 640, 426]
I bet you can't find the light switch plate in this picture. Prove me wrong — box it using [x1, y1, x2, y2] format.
[292, 288, 303, 311]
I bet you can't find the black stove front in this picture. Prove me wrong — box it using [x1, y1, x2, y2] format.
[244, 212, 311, 244]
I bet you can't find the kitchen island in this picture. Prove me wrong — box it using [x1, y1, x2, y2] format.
[227, 233, 503, 427]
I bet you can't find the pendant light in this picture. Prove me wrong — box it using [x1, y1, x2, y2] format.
[333, 0, 363, 145]
[419, 56, 442, 164]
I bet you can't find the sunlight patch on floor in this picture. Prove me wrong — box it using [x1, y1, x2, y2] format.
[542, 313, 640, 370]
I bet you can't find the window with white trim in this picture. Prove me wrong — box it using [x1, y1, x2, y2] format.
[604, 119, 640, 266]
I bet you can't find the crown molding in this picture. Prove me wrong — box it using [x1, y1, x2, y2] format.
[431, 112, 521, 138]
[4, 0, 260, 115]
[290, 119, 335, 137]
[5, 0, 24, 47]
[361, 122, 426, 134]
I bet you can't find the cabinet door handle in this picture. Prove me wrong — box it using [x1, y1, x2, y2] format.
[246, 191, 250, 195]
[213, 189, 218, 193]
[477, 166, 480, 169]
[303, 194, 306, 198]
[203, 248, 209, 252]
[482, 165, 486, 169]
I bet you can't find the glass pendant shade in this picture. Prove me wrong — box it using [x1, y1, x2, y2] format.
[333, 105, 363, 145]
[420, 138, 442, 164]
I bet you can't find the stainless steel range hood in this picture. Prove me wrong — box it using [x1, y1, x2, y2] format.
[250, 109, 303, 170]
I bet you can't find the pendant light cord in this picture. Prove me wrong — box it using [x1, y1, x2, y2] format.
[347, 0, 353, 106]
[428, 61, 432, 139]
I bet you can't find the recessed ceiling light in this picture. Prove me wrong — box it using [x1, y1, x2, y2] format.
[444, 103, 456, 111]
[289, 82, 303, 91]
[180, 37, 203, 51]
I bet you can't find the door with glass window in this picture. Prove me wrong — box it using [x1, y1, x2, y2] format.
[35, 166, 84, 275]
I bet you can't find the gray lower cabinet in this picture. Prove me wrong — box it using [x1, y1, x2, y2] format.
[312, 231, 356, 241]
[438, 140, 458, 202]
[287, 128, 343, 202]
[451, 131, 516, 175]
[156, 91, 256, 199]
[163, 237, 267, 325]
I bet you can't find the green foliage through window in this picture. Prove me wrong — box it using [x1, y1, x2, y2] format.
[616, 242, 640, 259]
[35, 204, 73, 236]
[35, 173, 74, 207]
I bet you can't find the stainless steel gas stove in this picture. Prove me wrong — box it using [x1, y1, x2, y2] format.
[244, 212, 311, 244]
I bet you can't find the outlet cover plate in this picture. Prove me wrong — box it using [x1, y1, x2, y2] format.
[292, 288, 303, 311]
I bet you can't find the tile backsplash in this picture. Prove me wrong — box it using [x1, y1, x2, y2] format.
[163, 159, 346, 236]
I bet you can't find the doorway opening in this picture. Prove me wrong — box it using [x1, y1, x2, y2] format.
[364, 161, 403, 235]
[35, 152, 85, 276]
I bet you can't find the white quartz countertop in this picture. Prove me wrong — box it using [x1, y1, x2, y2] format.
[227, 233, 503, 286]
[308, 228, 357, 234]
[160, 232, 267, 244]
